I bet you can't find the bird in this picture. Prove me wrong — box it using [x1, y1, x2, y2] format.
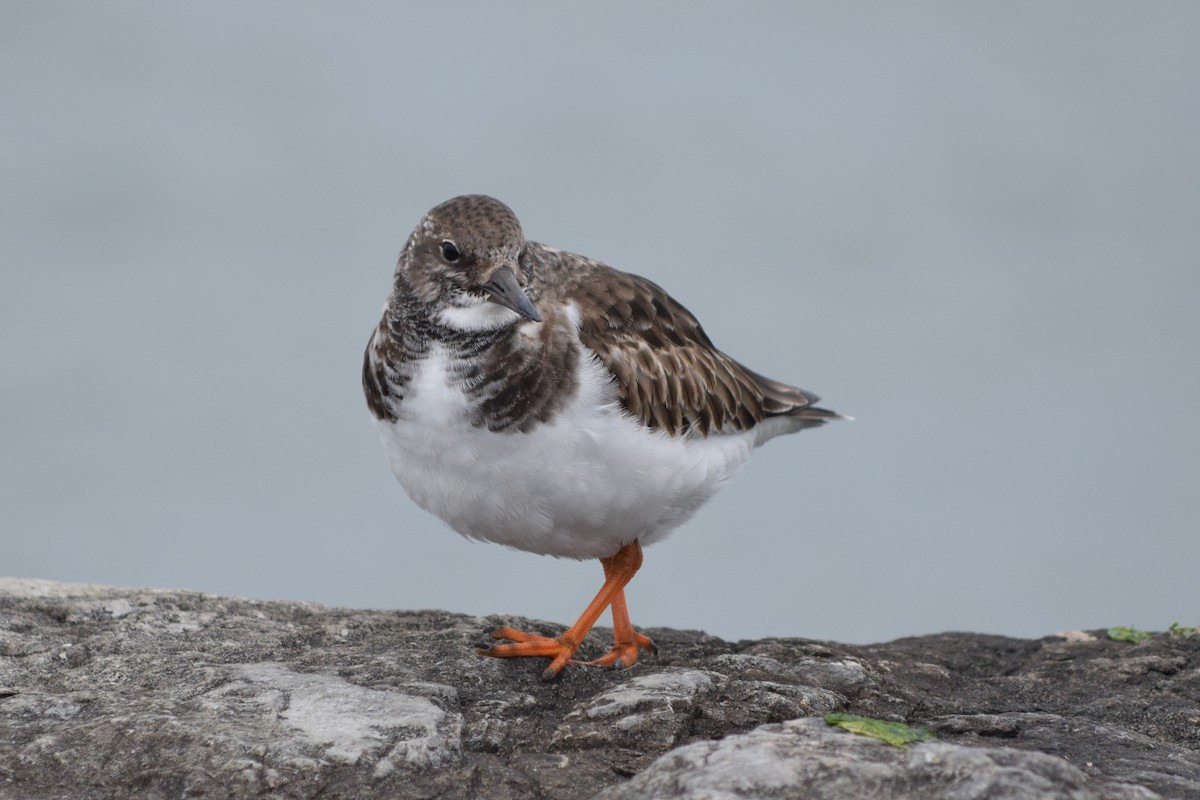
[363, 194, 843, 680]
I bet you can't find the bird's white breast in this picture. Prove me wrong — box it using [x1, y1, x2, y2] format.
[373, 342, 761, 560]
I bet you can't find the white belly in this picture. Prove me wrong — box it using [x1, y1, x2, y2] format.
[374, 345, 759, 560]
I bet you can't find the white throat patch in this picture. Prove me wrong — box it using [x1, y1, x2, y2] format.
[437, 300, 521, 331]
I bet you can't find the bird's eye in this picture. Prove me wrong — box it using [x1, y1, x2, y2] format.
[440, 240, 462, 263]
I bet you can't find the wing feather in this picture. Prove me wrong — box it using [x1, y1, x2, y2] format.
[567, 264, 838, 437]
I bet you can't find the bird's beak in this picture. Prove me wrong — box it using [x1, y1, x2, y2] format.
[480, 267, 541, 322]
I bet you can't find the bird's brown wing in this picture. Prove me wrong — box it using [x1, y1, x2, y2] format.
[567, 264, 838, 437]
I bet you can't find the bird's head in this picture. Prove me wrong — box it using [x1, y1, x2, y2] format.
[397, 194, 541, 329]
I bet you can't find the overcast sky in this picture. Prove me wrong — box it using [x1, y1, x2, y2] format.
[3, 3, 1198, 644]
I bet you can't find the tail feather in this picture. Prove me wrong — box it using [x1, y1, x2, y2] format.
[737, 363, 849, 426]
[786, 404, 850, 431]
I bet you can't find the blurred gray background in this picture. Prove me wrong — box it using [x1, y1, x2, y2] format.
[3, 3, 1198, 644]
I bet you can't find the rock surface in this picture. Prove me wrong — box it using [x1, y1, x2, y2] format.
[1, 577, 1197, 799]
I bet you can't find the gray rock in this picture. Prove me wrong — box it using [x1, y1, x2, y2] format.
[595, 717, 1159, 800]
[1, 578, 1197, 799]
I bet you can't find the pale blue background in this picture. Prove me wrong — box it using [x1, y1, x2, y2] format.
[3, 3, 1198, 643]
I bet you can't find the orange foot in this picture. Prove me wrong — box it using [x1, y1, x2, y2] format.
[575, 630, 658, 670]
[475, 626, 582, 681]
[474, 541, 655, 680]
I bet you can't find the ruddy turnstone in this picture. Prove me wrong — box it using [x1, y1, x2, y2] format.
[363, 195, 843, 680]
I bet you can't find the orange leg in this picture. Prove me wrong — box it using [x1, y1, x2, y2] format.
[576, 556, 657, 669]
[476, 541, 654, 680]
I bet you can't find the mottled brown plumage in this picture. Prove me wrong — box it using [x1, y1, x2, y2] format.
[542, 254, 836, 436]
[364, 195, 839, 436]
